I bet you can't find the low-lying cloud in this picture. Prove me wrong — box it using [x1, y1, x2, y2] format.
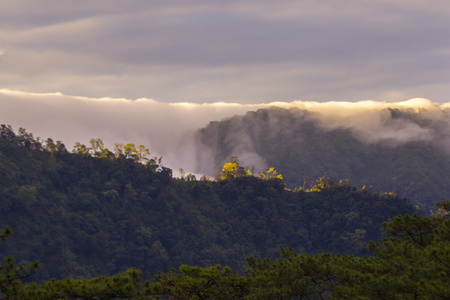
[1, 89, 449, 174]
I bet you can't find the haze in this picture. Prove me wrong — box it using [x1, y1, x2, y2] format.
[2, 89, 449, 174]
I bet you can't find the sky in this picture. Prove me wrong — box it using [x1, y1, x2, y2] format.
[1, 1, 450, 173]
[1, 0, 449, 103]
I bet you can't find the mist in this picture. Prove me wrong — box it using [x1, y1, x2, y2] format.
[1, 89, 449, 175]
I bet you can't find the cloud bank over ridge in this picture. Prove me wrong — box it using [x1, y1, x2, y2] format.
[1, 89, 449, 173]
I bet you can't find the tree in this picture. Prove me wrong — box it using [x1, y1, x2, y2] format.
[245, 248, 335, 299]
[55, 140, 67, 153]
[16, 128, 37, 149]
[22, 268, 144, 300]
[123, 143, 139, 162]
[186, 173, 197, 181]
[258, 167, 283, 180]
[114, 143, 125, 159]
[0, 227, 40, 298]
[72, 142, 90, 155]
[179, 168, 185, 180]
[88, 138, 105, 157]
[332, 201, 450, 299]
[44, 138, 57, 152]
[0, 124, 15, 141]
[220, 157, 247, 180]
[152, 264, 250, 299]
[137, 144, 150, 163]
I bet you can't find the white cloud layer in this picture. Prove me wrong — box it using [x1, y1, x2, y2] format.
[1, 89, 449, 174]
[1, 1, 449, 103]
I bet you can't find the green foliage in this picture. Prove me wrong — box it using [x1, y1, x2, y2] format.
[258, 167, 283, 180]
[1, 122, 448, 299]
[147, 204, 449, 299]
[332, 202, 450, 299]
[0, 125, 414, 285]
[72, 139, 153, 163]
[218, 156, 247, 180]
[21, 268, 144, 300]
[3, 204, 448, 299]
[152, 265, 250, 299]
[198, 107, 450, 211]
[72, 141, 90, 155]
[218, 156, 284, 182]
[221, 161, 240, 180]
[244, 248, 335, 299]
[0, 227, 40, 299]
[0, 124, 448, 298]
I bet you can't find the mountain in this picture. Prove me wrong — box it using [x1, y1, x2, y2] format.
[197, 107, 450, 211]
[0, 125, 414, 282]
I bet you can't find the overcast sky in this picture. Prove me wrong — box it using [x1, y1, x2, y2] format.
[1, 0, 449, 103]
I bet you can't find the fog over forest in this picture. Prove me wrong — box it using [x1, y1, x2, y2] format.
[1, 89, 450, 174]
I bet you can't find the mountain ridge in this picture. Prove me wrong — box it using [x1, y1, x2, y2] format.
[197, 107, 450, 211]
[0, 126, 414, 281]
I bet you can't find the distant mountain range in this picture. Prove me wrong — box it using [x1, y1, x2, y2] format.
[197, 107, 450, 211]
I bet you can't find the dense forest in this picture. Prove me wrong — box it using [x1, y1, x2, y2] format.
[0, 124, 416, 285]
[197, 107, 450, 211]
[2, 203, 449, 299]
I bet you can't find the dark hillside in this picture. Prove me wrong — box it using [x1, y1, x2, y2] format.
[198, 107, 450, 211]
[0, 126, 414, 282]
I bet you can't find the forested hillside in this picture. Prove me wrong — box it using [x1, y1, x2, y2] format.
[198, 107, 450, 211]
[3, 203, 449, 299]
[0, 125, 415, 282]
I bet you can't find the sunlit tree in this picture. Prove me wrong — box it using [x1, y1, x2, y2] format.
[114, 143, 125, 159]
[88, 138, 105, 157]
[220, 157, 247, 180]
[72, 142, 89, 155]
[137, 144, 150, 163]
[259, 167, 283, 180]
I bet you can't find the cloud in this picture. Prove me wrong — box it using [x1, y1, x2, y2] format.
[1, 89, 449, 174]
[0, 89, 261, 171]
[1, 1, 449, 103]
[268, 98, 450, 145]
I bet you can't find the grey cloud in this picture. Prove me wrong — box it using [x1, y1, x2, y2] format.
[5, 1, 448, 66]
[0, 1, 449, 103]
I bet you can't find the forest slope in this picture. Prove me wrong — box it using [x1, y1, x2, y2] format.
[0, 126, 416, 282]
[198, 107, 450, 211]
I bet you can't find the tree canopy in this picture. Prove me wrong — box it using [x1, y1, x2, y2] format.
[0, 125, 415, 283]
[2, 201, 448, 299]
[198, 107, 450, 211]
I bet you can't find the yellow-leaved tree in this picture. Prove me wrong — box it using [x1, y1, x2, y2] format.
[218, 157, 283, 182]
